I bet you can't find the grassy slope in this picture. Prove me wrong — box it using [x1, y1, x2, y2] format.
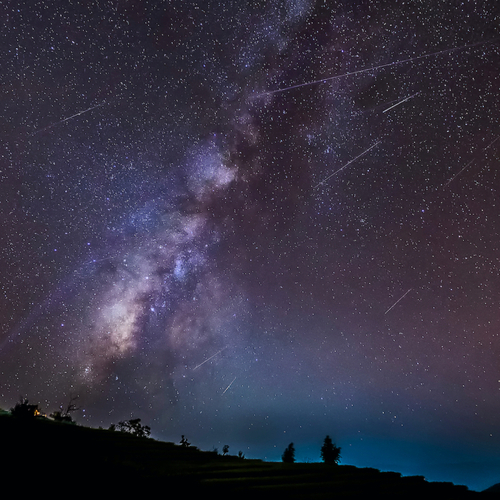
[0, 414, 489, 497]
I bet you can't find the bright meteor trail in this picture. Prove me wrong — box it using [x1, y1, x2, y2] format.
[443, 159, 475, 187]
[192, 348, 227, 370]
[314, 141, 381, 188]
[30, 101, 105, 136]
[383, 92, 421, 113]
[257, 38, 498, 97]
[384, 289, 413, 315]
[222, 377, 237, 395]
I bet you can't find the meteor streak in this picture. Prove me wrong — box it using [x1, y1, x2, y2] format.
[256, 38, 498, 97]
[192, 347, 226, 370]
[30, 102, 105, 136]
[443, 159, 475, 187]
[484, 135, 500, 150]
[384, 289, 412, 315]
[383, 92, 421, 113]
[222, 377, 236, 395]
[314, 141, 381, 188]
[443, 134, 499, 188]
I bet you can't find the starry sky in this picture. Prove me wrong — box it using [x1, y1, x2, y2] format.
[1, 0, 500, 491]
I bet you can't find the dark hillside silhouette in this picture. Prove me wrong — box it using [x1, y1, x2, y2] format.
[483, 483, 500, 493]
[0, 413, 489, 497]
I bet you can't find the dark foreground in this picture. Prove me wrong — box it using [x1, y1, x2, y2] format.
[0, 415, 496, 497]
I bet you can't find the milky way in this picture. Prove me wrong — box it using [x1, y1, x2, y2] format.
[1, 1, 500, 490]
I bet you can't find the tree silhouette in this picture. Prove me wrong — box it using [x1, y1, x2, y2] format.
[282, 442, 295, 463]
[50, 394, 80, 423]
[180, 435, 190, 447]
[320, 435, 341, 464]
[222, 444, 229, 456]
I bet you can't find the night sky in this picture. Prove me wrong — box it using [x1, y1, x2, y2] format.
[2, 0, 500, 491]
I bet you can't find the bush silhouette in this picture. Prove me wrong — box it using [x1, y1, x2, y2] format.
[115, 418, 151, 438]
[50, 410, 75, 423]
[321, 435, 341, 464]
[282, 442, 295, 463]
[10, 397, 40, 419]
